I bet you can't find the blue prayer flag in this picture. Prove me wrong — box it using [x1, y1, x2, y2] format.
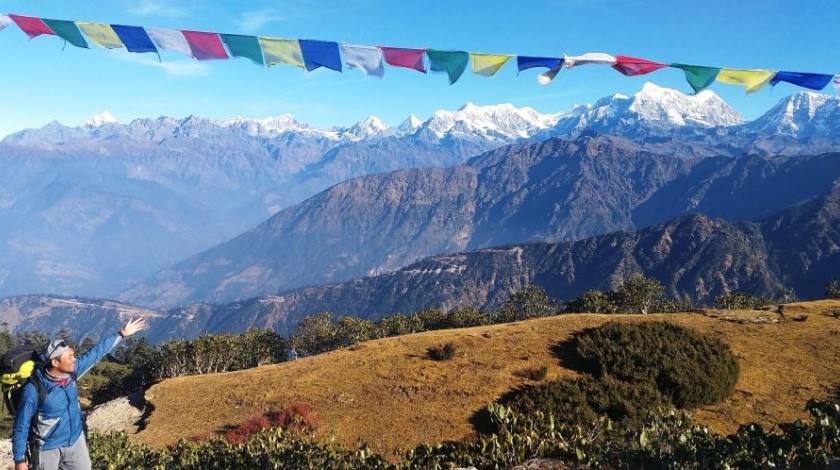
[111, 25, 157, 53]
[299, 40, 342, 72]
[770, 71, 833, 91]
[517, 56, 562, 72]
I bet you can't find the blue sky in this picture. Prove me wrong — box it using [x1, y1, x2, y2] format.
[0, 0, 838, 136]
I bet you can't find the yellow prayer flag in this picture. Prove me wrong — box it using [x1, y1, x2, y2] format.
[76, 22, 124, 49]
[471, 53, 512, 77]
[716, 69, 776, 93]
[259, 37, 303, 68]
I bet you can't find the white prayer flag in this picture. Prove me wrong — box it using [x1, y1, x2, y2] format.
[340, 44, 384, 78]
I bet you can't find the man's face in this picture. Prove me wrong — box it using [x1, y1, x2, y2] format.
[51, 348, 76, 374]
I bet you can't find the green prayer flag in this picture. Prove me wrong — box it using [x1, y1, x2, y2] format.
[220, 34, 264, 66]
[42, 19, 88, 49]
[671, 63, 720, 94]
[427, 50, 470, 85]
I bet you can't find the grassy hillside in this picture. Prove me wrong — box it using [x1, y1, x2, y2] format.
[136, 300, 840, 459]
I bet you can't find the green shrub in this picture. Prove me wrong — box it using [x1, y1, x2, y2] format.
[827, 280, 840, 300]
[575, 321, 739, 408]
[612, 275, 666, 315]
[446, 307, 491, 328]
[503, 375, 666, 427]
[565, 289, 617, 313]
[494, 285, 557, 322]
[426, 342, 456, 361]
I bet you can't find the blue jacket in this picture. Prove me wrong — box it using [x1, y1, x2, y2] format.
[12, 332, 122, 463]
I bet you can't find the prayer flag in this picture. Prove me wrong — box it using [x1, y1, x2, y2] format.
[0, 15, 12, 32]
[612, 55, 666, 76]
[299, 40, 342, 72]
[381, 47, 426, 73]
[77, 22, 123, 49]
[8, 15, 54, 38]
[181, 30, 228, 60]
[563, 52, 616, 68]
[111, 25, 157, 53]
[769, 71, 833, 91]
[145, 27, 191, 56]
[538, 64, 563, 85]
[42, 19, 88, 48]
[671, 64, 720, 94]
[427, 49, 469, 84]
[517, 56, 561, 72]
[259, 37, 303, 67]
[716, 68, 775, 93]
[220, 34, 264, 65]
[340, 44, 384, 77]
[471, 53, 511, 77]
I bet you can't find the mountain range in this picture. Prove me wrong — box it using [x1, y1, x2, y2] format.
[3, 182, 838, 341]
[2, 83, 840, 304]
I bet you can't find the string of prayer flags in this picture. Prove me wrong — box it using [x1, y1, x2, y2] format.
[471, 53, 511, 77]
[564, 52, 615, 68]
[427, 49, 469, 84]
[77, 22, 123, 49]
[769, 71, 834, 91]
[220, 34, 264, 65]
[517, 56, 562, 72]
[340, 44, 384, 77]
[111, 25, 157, 53]
[716, 68, 776, 93]
[612, 55, 667, 76]
[259, 37, 303, 67]
[42, 19, 88, 48]
[145, 27, 192, 56]
[671, 64, 720, 94]
[299, 40, 342, 72]
[182, 30, 228, 60]
[9, 15, 54, 39]
[381, 47, 427, 73]
[1, 12, 838, 94]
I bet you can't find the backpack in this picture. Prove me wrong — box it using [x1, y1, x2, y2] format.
[1, 343, 47, 419]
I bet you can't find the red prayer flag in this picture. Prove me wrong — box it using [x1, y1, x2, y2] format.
[9, 15, 55, 38]
[612, 55, 667, 76]
[381, 47, 426, 73]
[181, 30, 229, 60]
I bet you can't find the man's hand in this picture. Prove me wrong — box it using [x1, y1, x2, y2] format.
[120, 317, 147, 337]
[15, 462, 28, 470]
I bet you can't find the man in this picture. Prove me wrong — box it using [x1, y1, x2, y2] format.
[12, 318, 146, 470]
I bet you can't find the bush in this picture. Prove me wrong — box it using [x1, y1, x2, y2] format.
[446, 307, 490, 328]
[426, 342, 457, 361]
[715, 292, 774, 310]
[513, 365, 548, 381]
[612, 275, 666, 315]
[291, 313, 340, 356]
[827, 280, 840, 299]
[575, 321, 739, 408]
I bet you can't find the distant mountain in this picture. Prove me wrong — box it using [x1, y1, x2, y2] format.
[120, 133, 840, 308]
[5, 84, 840, 299]
[7, 184, 837, 341]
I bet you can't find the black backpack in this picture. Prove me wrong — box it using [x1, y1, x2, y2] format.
[1, 343, 47, 419]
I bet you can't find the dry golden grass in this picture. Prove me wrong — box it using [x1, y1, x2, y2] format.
[136, 300, 840, 459]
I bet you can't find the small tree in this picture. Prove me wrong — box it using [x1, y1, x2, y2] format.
[613, 275, 665, 315]
[826, 280, 840, 299]
[496, 285, 556, 322]
[565, 290, 617, 314]
[290, 312, 339, 356]
[335, 317, 377, 347]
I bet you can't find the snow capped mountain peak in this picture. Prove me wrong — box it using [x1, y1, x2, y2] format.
[221, 114, 311, 135]
[424, 102, 560, 140]
[399, 114, 423, 135]
[85, 111, 118, 127]
[627, 82, 743, 127]
[747, 91, 840, 137]
[340, 115, 392, 141]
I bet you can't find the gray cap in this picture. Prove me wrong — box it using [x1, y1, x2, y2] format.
[46, 340, 71, 361]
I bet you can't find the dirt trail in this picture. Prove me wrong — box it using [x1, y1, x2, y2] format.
[136, 300, 840, 459]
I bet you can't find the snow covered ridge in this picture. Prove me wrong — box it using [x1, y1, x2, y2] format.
[10, 82, 840, 145]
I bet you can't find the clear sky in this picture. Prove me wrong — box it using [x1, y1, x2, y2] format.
[0, 0, 838, 136]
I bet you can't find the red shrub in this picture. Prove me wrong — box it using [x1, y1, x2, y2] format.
[222, 403, 316, 444]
